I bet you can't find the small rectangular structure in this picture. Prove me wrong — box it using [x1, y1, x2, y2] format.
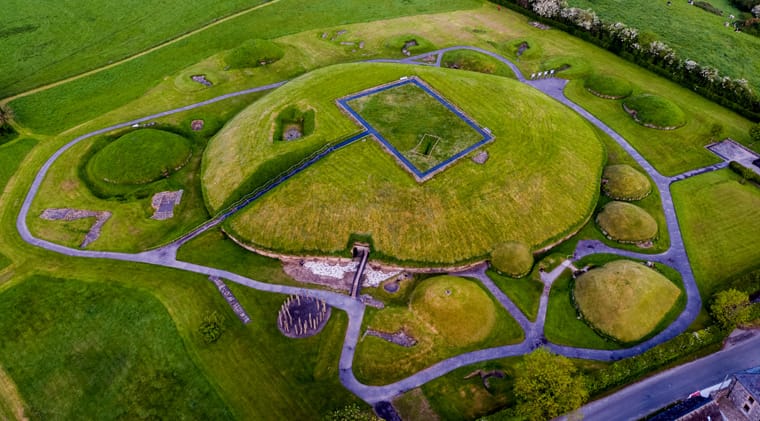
[150, 190, 183, 220]
[336, 76, 494, 182]
[209, 276, 251, 324]
[707, 139, 760, 175]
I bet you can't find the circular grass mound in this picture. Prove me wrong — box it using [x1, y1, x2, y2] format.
[491, 241, 533, 278]
[541, 56, 592, 79]
[88, 129, 192, 185]
[602, 164, 651, 201]
[204, 63, 605, 265]
[584, 74, 633, 99]
[623, 94, 686, 129]
[410, 275, 496, 346]
[596, 201, 658, 243]
[574, 260, 681, 342]
[224, 39, 284, 69]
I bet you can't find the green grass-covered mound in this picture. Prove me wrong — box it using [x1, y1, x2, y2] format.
[0, 275, 231, 419]
[596, 201, 658, 243]
[574, 260, 681, 342]
[623, 94, 686, 129]
[602, 164, 651, 200]
[87, 129, 192, 185]
[441, 50, 516, 78]
[584, 74, 633, 99]
[224, 39, 284, 69]
[410, 276, 496, 346]
[203, 63, 605, 265]
[490, 241, 534, 278]
[384, 34, 436, 55]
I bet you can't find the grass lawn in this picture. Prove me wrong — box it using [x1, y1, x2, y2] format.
[86, 129, 192, 185]
[574, 260, 681, 342]
[0, 0, 269, 98]
[441, 49, 517, 78]
[545, 273, 621, 350]
[673, 170, 760, 298]
[566, 0, 760, 90]
[217, 63, 604, 265]
[26, 94, 263, 252]
[0, 275, 232, 419]
[345, 80, 485, 173]
[353, 276, 523, 385]
[421, 357, 522, 420]
[0, 137, 37, 195]
[487, 268, 542, 321]
[7, 0, 481, 135]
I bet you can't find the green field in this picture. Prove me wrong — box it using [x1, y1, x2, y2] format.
[0, 138, 37, 195]
[488, 268, 543, 321]
[346, 81, 484, 173]
[353, 276, 523, 384]
[211, 63, 604, 265]
[0, 0, 268, 98]
[567, 0, 760, 90]
[6, 0, 481, 134]
[0, 275, 231, 419]
[673, 170, 760, 298]
[574, 260, 681, 342]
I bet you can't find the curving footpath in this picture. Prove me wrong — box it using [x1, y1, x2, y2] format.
[15, 46, 733, 408]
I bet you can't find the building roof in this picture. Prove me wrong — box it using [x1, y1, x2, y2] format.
[735, 366, 760, 399]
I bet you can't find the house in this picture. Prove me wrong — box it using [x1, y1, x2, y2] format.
[726, 367, 760, 421]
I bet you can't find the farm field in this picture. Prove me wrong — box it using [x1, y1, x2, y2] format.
[567, 0, 760, 90]
[1, 1, 760, 420]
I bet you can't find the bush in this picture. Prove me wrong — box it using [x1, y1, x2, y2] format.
[490, 241, 534, 277]
[750, 123, 760, 143]
[224, 39, 284, 69]
[694, 1, 724, 15]
[711, 288, 752, 328]
[586, 326, 725, 394]
[729, 161, 760, 185]
[198, 311, 225, 344]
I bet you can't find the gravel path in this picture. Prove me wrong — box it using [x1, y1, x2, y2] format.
[15, 47, 735, 409]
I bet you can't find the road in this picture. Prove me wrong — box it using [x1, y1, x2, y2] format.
[569, 331, 760, 421]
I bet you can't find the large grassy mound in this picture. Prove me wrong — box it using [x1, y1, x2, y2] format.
[584, 74, 632, 99]
[490, 241, 534, 278]
[0, 275, 231, 419]
[203, 63, 605, 265]
[623, 94, 686, 129]
[602, 164, 651, 201]
[596, 201, 658, 243]
[410, 276, 496, 346]
[87, 129, 192, 185]
[441, 49, 516, 78]
[574, 260, 681, 342]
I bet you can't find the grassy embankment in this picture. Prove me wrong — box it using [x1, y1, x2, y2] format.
[213, 63, 604, 265]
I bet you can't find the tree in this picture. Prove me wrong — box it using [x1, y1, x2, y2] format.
[198, 310, 226, 343]
[711, 289, 752, 329]
[513, 348, 589, 421]
[750, 122, 760, 144]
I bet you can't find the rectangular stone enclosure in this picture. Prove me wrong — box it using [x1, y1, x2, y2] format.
[337, 77, 493, 181]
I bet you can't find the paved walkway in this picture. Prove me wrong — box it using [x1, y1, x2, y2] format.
[14, 46, 738, 408]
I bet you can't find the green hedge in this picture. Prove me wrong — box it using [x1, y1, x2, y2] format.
[729, 161, 760, 185]
[586, 326, 725, 394]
